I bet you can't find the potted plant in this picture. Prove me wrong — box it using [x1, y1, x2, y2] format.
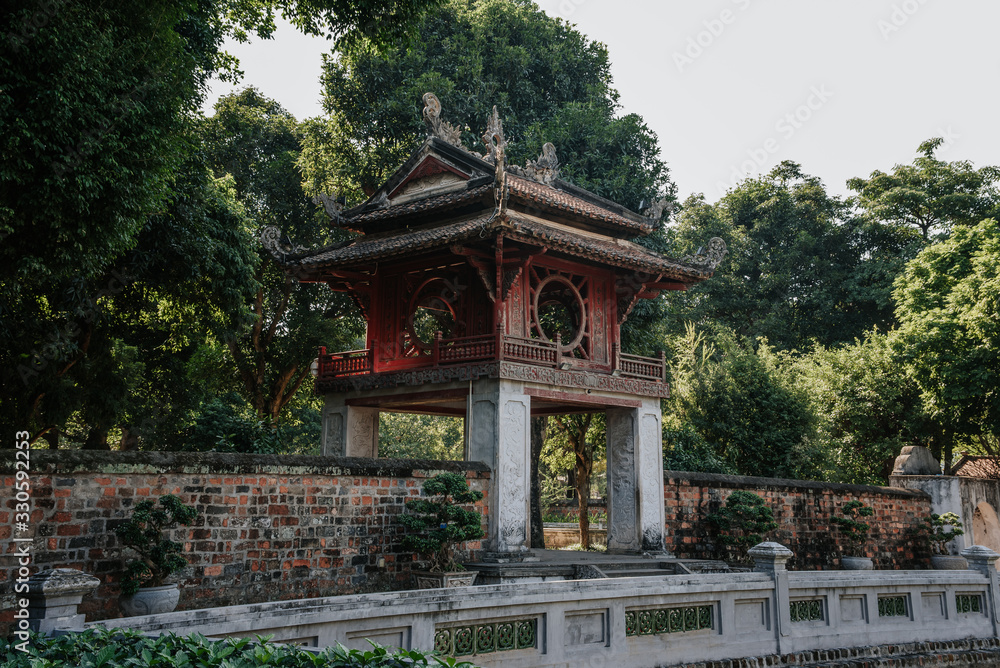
[923, 512, 967, 569]
[400, 473, 484, 588]
[831, 500, 875, 570]
[114, 494, 198, 616]
[707, 491, 778, 565]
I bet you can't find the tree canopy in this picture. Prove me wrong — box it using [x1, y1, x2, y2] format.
[302, 0, 674, 212]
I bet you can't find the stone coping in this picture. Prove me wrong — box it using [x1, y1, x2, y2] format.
[666, 469, 930, 499]
[5, 450, 491, 477]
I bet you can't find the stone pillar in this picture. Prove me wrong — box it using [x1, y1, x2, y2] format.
[606, 398, 667, 554]
[748, 542, 794, 653]
[25, 568, 101, 635]
[467, 379, 531, 554]
[962, 545, 1000, 638]
[322, 396, 379, 458]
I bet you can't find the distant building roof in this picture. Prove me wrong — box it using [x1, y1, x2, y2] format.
[953, 455, 1000, 479]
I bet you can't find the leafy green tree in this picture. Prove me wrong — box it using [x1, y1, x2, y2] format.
[304, 0, 673, 211]
[666, 324, 826, 480]
[201, 89, 364, 422]
[891, 218, 1000, 465]
[667, 163, 885, 352]
[786, 330, 936, 485]
[379, 413, 464, 460]
[848, 138, 1000, 240]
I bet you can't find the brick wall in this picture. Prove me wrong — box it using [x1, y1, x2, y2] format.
[664, 471, 932, 569]
[0, 451, 489, 635]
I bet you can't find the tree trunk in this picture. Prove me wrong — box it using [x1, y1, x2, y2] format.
[576, 453, 592, 549]
[83, 426, 109, 450]
[529, 416, 547, 549]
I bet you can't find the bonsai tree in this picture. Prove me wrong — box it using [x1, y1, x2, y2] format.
[831, 500, 875, 557]
[707, 491, 778, 562]
[400, 473, 485, 572]
[114, 495, 199, 595]
[922, 512, 965, 555]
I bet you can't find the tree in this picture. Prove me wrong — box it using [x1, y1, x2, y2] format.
[786, 330, 936, 485]
[666, 163, 884, 352]
[666, 324, 826, 480]
[891, 218, 1000, 466]
[848, 138, 1000, 241]
[2, 0, 442, 444]
[201, 89, 364, 422]
[303, 0, 673, 211]
[551, 414, 596, 549]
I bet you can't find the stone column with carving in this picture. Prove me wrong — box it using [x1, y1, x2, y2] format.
[322, 396, 379, 458]
[606, 399, 667, 554]
[467, 379, 531, 554]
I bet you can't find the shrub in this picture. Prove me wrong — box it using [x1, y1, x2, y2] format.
[707, 491, 778, 562]
[399, 473, 484, 572]
[830, 500, 875, 557]
[0, 628, 477, 667]
[114, 495, 198, 595]
[921, 512, 965, 555]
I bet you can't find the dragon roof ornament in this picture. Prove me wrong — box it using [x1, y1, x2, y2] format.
[422, 92, 464, 148]
[482, 106, 509, 214]
[523, 142, 560, 185]
[681, 237, 728, 271]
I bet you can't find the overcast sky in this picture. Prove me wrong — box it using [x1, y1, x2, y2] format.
[204, 0, 999, 203]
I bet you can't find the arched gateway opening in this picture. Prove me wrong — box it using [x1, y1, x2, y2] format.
[973, 502, 1000, 553]
[268, 95, 724, 557]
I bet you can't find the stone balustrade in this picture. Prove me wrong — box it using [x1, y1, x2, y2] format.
[66, 544, 999, 668]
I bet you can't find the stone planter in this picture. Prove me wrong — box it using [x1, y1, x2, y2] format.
[413, 571, 478, 589]
[840, 556, 873, 570]
[930, 555, 968, 570]
[120, 583, 180, 617]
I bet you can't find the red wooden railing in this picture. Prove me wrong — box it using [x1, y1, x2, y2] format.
[315, 337, 665, 383]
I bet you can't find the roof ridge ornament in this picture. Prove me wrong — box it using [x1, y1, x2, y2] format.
[482, 106, 508, 215]
[260, 225, 307, 261]
[643, 197, 670, 223]
[682, 237, 728, 271]
[422, 92, 464, 148]
[313, 193, 344, 224]
[523, 142, 559, 185]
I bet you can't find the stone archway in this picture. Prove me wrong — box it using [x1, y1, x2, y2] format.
[972, 502, 1000, 552]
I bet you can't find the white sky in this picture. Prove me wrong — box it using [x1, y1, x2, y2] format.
[204, 0, 1000, 203]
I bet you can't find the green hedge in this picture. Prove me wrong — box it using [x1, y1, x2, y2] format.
[1, 629, 477, 668]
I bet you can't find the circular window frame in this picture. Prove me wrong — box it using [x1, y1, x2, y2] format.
[532, 274, 586, 350]
[407, 277, 458, 350]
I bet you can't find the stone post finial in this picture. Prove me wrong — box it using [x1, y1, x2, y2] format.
[962, 545, 1000, 576]
[26, 568, 101, 635]
[748, 541, 794, 574]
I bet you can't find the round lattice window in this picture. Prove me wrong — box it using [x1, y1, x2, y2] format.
[408, 279, 457, 348]
[533, 275, 586, 349]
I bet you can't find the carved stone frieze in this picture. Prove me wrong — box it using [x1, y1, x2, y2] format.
[317, 361, 669, 397]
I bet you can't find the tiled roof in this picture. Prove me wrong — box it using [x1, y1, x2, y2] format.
[953, 456, 1000, 479]
[505, 175, 655, 236]
[292, 216, 490, 268]
[289, 212, 709, 282]
[343, 184, 492, 228]
[501, 213, 709, 280]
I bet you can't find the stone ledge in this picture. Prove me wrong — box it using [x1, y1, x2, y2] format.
[665, 469, 930, 499]
[5, 450, 491, 477]
[666, 638, 1000, 668]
